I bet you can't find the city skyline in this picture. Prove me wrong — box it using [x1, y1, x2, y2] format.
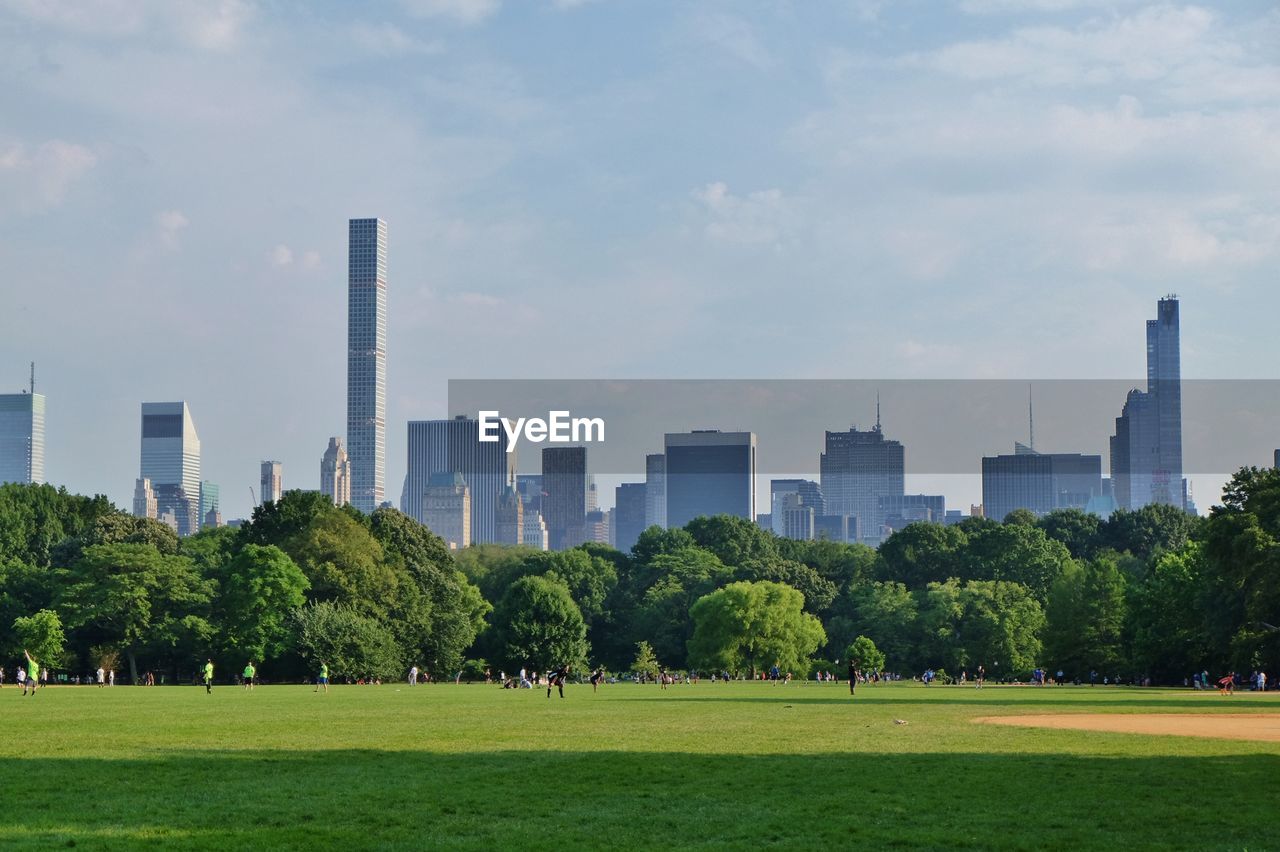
[2, 2, 1277, 519]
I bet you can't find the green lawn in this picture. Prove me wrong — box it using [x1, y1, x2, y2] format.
[2, 681, 1277, 849]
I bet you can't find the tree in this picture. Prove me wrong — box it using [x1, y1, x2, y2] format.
[733, 558, 837, 615]
[280, 510, 397, 615]
[0, 483, 114, 568]
[957, 523, 1072, 600]
[684, 515, 779, 567]
[956, 580, 1045, 676]
[848, 581, 918, 670]
[846, 635, 885, 672]
[489, 575, 588, 672]
[687, 580, 826, 678]
[58, 543, 214, 682]
[1003, 508, 1038, 526]
[629, 526, 695, 566]
[1128, 542, 1214, 680]
[291, 601, 402, 681]
[632, 640, 660, 679]
[877, 522, 967, 588]
[1101, 504, 1200, 562]
[1037, 509, 1102, 560]
[1042, 555, 1128, 678]
[13, 609, 66, 669]
[630, 547, 732, 668]
[212, 544, 309, 663]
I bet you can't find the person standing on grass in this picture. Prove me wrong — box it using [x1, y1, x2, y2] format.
[546, 665, 570, 699]
[243, 661, 256, 690]
[108, 669, 114, 687]
[848, 659, 860, 697]
[22, 650, 38, 697]
[0, 666, 5, 688]
[315, 662, 329, 693]
[203, 659, 214, 694]
[1259, 671, 1267, 692]
[976, 664, 985, 689]
[408, 665, 419, 686]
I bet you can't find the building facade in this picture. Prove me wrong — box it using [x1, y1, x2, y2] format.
[495, 486, 524, 546]
[644, 453, 666, 530]
[132, 478, 157, 519]
[614, 482, 648, 555]
[320, 437, 352, 507]
[982, 447, 1102, 521]
[664, 430, 757, 529]
[770, 479, 824, 538]
[139, 402, 201, 536]
[260, 461, 282, 505]
[199, 481, 220, 530]
[542, 446, 587, 550]
[423, 472, 470, 550]
[0, 391, 44, 485]
[347, 217, 388, 513]
[1111, 297, 1183, 510]
[820, 424, 904, 545]
[405, 416, 515, 545]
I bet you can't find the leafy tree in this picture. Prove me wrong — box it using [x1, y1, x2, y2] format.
[1003, 508, 1038, 526]
[489, 575, 588, 672]
[13, 608, 66, 669]
[955, 580, 1045, 676]
[280, 510, 397, 615]
[1042, 554, 1128, 678]
[630, 547, 732, 667]
[778, 538, 878, 591]
[291, 601, 402, 681]
[957, 523, 1072, 601]
[58, 543, 214, 682]
[632, 640, 660, 679]
[181, 526, 241, 575]
[847, 581, 918, 670]
[733, 557, 837, 615]
[684, 515, 779, 567]
[240, 490, 342, 547]
[1037, 509, 1102, 560]
[53, 512, 180, 565]
[1128, 542, 1214, 680]
[212, 544, 309, 663]
[629, 526, 696, 566]
[1101, 503, 1200, 562]
[687, 580, 826, 678]
[846, 635, 885, 672]
[0, 483, 113, 568]
[877, 522, 967, 588]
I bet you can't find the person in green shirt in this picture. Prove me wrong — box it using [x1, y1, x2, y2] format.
[203, 659, 214, 694]
[22, 649, 38, 697]
[315, 662, 329, 693]
[243, 661, 256, 690]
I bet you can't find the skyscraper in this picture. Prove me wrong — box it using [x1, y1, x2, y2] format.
[644, 453, 666, 529]
[1111, 297, 1183, 510]
[423, 472, 470, 550]
[0, 389, 44, 485]
[347, 217, 387, 514]
[320, 437, 352, 507]
[132, 478, 157, 519]
[664, 430, 757, 529]
[542, 446, 587, 550]
[199, 481, 220, 530]
[820, 422, 903, 545]
[139, 402, 201, 536]
[770, 479, 824, 537]
[260, 461, 282, 505]
[495, 486, 524, 546]
[981, 446, 1102, 522]
[614, 482, 648, 554]
[405, 417, 515, 544]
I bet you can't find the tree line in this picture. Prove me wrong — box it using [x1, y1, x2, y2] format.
[0, 465, 1276, 684]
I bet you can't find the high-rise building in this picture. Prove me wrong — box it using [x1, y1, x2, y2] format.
[139, 402, 201, 536]
[260, 461, 282, 505]
[320, 437, 352, 506]
[0, 389, 44, 485]
[982, 447, 1102, 522]
[770, 479, 824, 537]
[1273, 449, 1278, 470]
[1111, 297, 1183, 510]
[879, 493, 946, 534]
[347, 217, 387, 514]
[132, 478, 157, 519]
[542, 446, 587, 550]
[614, 482, 648, 554]
[815, 513, 857, 543]
[199, 481, 220, 530]
[664, 430, 757, 529]
[584, 508, 610, 545]
[516, 474, 543, 513]
[522, 510, 549, 551]
[495, 486, 524, 546]
[644, 453, 666, 529]
[820, 422, 903, 545]
[405, 416, 515, 544]
[423, 472, 470, 550]
[776, 492, 816, 541]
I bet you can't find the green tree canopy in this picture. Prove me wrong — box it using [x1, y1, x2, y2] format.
[687, 580, 826, 677]
[489, 575, 588, 672]
[1042, 554, 1128, 678]
[846, 635, 885, 672]
[13, 608, 66, 669]
[212, 544, 309, 663]
[877, 522, 967, 588]
[291, 601, 402, 681]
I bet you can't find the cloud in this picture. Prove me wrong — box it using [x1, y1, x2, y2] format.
[269, 244, 293, 267]
[399, 0, 500, 25]
[691, 182, 796, 247]
[959, 0, 1142, 12]
[0, 0, 254, 50]
[156, 209, 189, 249]
[350, 22, 442, 57]
[687, 12, 773, 70]
[0, 139, 97, 214]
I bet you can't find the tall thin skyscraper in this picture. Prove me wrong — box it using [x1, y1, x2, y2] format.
[0, 388, 44, 485]
[1111, 296, 1183, 510]
[320, 437, 352, 506]
[614, 482, 648, 554]
[139, 402, 201, 536]
[199, 481, 221, 529]
[347, 217, 387, 513]
[260, 461, 282, 505]
[405, 416, 515, 544]
[644, 453, 666, 530]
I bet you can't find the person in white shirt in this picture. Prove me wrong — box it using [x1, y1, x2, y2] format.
[408, 665, 419, 686]
[108, 669, 115, 686]
[1259, 671, 1267, 692]
[97, 667, 106, 688]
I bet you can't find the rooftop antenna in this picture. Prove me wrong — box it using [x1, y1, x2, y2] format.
[875, 390, 882, 433]
[1028, 383, 1034, 452]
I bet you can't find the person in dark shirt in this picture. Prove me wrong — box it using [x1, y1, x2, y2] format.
[847, 660, 860, 696]
[547, 665, 570, 699]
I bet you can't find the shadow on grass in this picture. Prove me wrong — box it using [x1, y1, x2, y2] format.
[2, 749, 1277, 849]
[630, 691, 1280, 710]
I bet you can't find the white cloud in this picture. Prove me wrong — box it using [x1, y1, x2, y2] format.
[0, 0, 254, 50]
[350, 22, 441, 57]
[688, 12, 773, 70]
[959, 0, 1142, 13]
[269, 244, 293, 267]
[399, 0, 500, 25]
[156, 209, 189, 249]
[0, 139, 97, 213]
[691, 182, 796, 248]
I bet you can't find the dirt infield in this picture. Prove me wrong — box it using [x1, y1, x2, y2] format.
[976, 713, 1280, 742]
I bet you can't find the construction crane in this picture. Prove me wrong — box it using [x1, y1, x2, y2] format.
[249, 486, 257, 508]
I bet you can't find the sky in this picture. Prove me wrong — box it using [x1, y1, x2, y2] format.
[1, 0, 1277, 520]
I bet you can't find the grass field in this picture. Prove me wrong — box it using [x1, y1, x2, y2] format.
[2, 681, 1278, 850]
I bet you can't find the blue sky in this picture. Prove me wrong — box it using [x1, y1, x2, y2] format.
[1, 0, 1277, 519]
